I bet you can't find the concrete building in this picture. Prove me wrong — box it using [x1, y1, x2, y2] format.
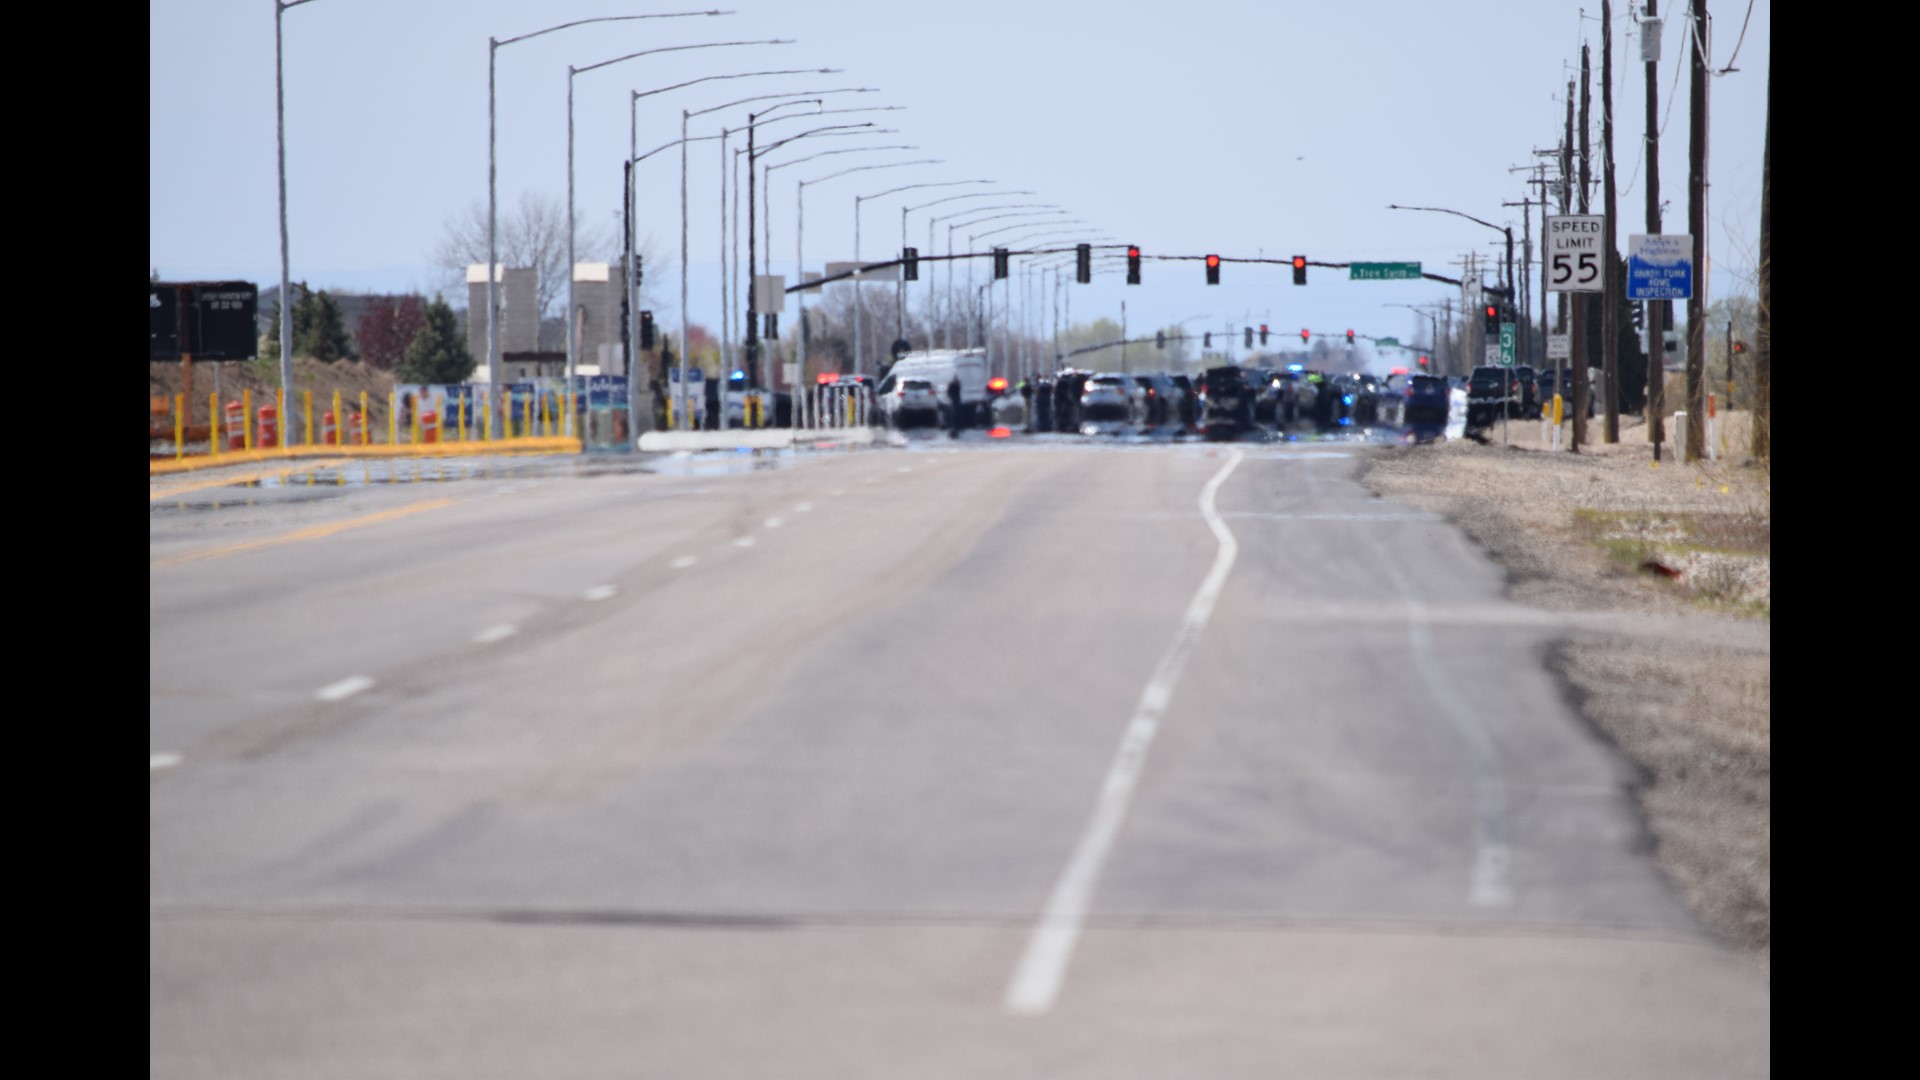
[466, 265, 538, 369]
[571, 260, 628, 376]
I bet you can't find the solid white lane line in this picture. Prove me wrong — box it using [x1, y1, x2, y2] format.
[473, 624, 518, 645]
[315, 675, 375, 702]
[670, 556, 697, 569]
[583, 585, 618, 601]
[1005, 448, 1247, 1017]
[150, 753, 183, 771]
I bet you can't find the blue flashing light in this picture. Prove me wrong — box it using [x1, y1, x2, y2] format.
[1287, 363, 1304, 372]
[1342, 394, 1355, 405]
[732, 370, 746, 379]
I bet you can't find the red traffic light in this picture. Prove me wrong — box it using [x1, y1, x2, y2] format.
[1346, 329, 1355, 342]
[1417, 354, 1430, 366]
[1485, 305, 1498, 319]
[1127, 245, 1140, 258]
[1299, 328, 1310, 342]
[1732, 341, 1748, 353]
[1206, 254, 1220, 268]
[1292, 256, 1306, 270]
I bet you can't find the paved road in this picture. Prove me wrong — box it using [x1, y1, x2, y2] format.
[150, 441, 1768, 1078]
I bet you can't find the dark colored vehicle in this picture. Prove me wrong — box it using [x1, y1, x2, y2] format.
[1201, 365, 1255, 439]
[1405, 368, 1443, 428]
[1510, 365, 1539, 418]
[1533, 368, 1602, 417]
[1168, 374, 1199, 430]
[1252, 370, 1284, 423]
[1465, 366, 1515, 429]
[1051, 370, 1093, 432]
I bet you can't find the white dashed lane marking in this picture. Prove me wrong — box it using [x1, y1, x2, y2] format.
[315, 675, 375, 702]
[584, 585, 618, 601]
[473, 624, 518, 645]
[734, 537, 756, 548]
[793, 503, 812, 512]
[764, 517, 783, 529]
[670, 556, 698, 570]
[151, 753, 183, 772]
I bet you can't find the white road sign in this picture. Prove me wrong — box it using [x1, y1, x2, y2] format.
[1545, 214, 1606, 293]
[1548, 333, 1570, 360]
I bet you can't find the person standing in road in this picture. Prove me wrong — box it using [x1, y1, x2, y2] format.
[1019, 376, 1034, 433]
[947, 375, 963, 439]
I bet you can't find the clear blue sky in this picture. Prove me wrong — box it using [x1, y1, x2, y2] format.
[151, 0, 1769, 358]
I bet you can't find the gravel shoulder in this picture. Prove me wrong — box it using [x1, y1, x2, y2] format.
[1359, 418, 1769, 965]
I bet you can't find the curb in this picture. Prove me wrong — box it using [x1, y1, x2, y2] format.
[149, 438, 583, 476]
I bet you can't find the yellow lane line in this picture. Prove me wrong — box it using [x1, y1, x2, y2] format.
[150, 497, 457, 570]
[149, 460, 354, 502]
[147, 438, 582, 476]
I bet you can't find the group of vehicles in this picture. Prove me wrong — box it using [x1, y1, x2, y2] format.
[1464, 364, 1601, 431]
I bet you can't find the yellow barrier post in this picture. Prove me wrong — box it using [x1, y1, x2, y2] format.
[410, 396, 421, 446]
[523, 394, 532, 441]
[243, 389, 254, 452]
[332, 390, 342, 445]
[210, 393, 220, 457]
[174, 394, 185, 460]
[482, 392, 491, 441]
[360, 391, 370, 446]
[459, 394, 468, 443]
[304, 390, 314, 447]
[565, 392, 574, 439]
[278, 388, 286, 447]
[389, 390, 398, 445]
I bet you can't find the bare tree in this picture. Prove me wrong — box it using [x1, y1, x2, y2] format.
[431, 191, 671, 324]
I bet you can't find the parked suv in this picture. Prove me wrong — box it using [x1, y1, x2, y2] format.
[1201, 366, 1255, 440]
[1466, 366, 1515, 429]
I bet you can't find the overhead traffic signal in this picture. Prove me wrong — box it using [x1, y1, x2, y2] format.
[1418, 354, 1430, 367]
[903, 247, 919, 281]
[1300, 328, 1310, 343]
[1346, 329, 1355, 344]
[1156, 329, 1166, 350]
[1259, 324, 1269, 346]
[1204, 332, 1212, 348]
[1292, 255, 1307, 286]
[765, 313, 778, 340]
[993, 247, 1010, 279]
[1075, 243, 1092, 284]
[1732, 340, 1748, 354]
[1484, 304, 1500, 334]
[1126, 245, 1141, 285]
[1245, 327, 1254, 349]
[640, 309, 656, 350]
[1205, 254, 1220, 285]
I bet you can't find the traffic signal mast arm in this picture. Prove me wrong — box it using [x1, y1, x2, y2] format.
[784, 243, 1130, 293]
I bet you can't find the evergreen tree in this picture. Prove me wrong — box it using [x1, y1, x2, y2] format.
[306, 290, 356, 362]
[398, 296, 475, 385]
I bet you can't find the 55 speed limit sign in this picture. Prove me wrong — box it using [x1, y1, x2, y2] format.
[1545, 214, 1606, 292]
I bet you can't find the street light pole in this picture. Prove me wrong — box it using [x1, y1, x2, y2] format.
[792, 158, 941, 400]
[896, 183, 994, 343]
[489, 10, 726, 439]
[275, 0, 324, 443]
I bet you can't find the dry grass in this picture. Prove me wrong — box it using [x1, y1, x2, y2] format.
[1362, 434, 1770, 963]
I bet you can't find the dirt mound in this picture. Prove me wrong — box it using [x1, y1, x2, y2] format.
[150, 356, 398, 429]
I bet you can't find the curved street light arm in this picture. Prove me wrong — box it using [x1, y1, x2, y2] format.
[632, 68, 837, 103]
[498, 10, 726, 50]
[575, 38, 790, 78]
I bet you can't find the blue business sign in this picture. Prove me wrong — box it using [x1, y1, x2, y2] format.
[574, 374, 629, 410]
[1627, 234, 1693, 301]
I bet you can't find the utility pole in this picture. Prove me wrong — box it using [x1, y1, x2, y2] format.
[1503, 179, 1535, 366]
[1573, 50, 1593, 451]
[1644, 0, 1668, 460]
[1601, 0, 1622, 442]
[1685, 0, 1711, 462]
[1758, 61, 1766, 457]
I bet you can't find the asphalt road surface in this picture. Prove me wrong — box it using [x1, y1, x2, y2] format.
[151, 441, 1768, 1078]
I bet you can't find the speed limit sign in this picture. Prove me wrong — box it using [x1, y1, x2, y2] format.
[1545, 215, 1606, 292]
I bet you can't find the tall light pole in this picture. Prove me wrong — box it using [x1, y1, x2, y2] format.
[763, 138, 915, 386]
[852, 179, 984, 374]
[488, 10, 726, 439]
[570, 38, 790, 431]
[895, 183, 996, 344]
[916, 193, 1036, 347]
[937, 205, 1060, 348]
[275, 0, 324, 442]
[628, 69, 843, 383]
[1386, 203, 1516, 306]
[792, 159, 941, 390]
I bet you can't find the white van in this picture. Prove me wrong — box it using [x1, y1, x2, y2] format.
[877, 349, 989, 426]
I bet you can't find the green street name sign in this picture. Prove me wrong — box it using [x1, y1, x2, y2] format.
[1498, 322, 1516, 367]
[1349, 262, 1422, 281]
[1376, 337, 1400, 347]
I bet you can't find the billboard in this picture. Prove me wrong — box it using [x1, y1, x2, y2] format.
[151, 281, 258, 361]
